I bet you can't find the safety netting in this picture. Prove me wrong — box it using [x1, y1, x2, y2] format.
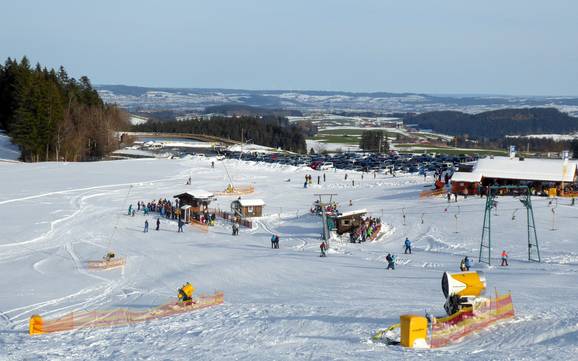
[430, 293, 514, 348]
[419, 188, 446, 198]
[214, 185, 255, 196]
[30, 291, 224, 335]
[86, 258, 126, 270]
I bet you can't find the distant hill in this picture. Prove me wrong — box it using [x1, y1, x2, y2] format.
[406, 108, 578, 139]
[203, 104, 302, 117]
[96, 85, 578, 115]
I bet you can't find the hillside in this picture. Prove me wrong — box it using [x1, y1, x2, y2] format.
[407, 108, 578, 139]
[2, 157, 578, 360]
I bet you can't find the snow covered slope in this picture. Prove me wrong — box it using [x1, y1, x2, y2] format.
[0, 130, 20, 161]
[1, 157, 578, 360]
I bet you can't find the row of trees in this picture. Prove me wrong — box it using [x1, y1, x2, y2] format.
[359, 130, 390, 153]
[0, 57, 129, 161]
[133, 116, 307, 153]
[407, 108, 578, 139]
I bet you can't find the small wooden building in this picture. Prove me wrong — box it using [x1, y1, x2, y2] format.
[174, 190, 214, 215]
[333, 209, 367, 235]
[231, 198, 265, 218]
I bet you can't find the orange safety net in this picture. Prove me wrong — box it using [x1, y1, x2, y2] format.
[86, 258, 126, 270]
[214, 185, 255, 196]
[430, 293, 514, 348]
[419, 188, 446, 198]
[30, 291, 224, 335]
[189, 220, 209, 233]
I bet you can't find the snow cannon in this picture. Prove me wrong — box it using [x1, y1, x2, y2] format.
[442, 271, 487, 316]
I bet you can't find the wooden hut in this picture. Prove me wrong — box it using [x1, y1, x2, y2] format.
[174, 190, 214, 221]
[333, 209, 367, 235]
[231, 198, 265, 218]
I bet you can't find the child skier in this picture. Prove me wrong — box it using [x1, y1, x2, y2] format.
[501, 250, 509, 266]
[386, 253, 396, 270]
[320, 241, 327, 257]
[404, 237, 412, 254]
[144, 220, 149, 233]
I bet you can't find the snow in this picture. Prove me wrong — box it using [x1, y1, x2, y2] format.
[1, 157, 578, 360]
[237, 198, 265, 207]
[0, 130, 21, 161]
[178, 190, 214, 199]
[451, 172, 483, 183]
[471, 156, 577, 182]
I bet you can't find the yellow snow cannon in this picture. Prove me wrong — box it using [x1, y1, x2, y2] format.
[178, 282, 195, 303]
[442, 271, 487, 315]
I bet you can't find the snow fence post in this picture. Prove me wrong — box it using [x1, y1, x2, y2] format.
[29, 315, 43, 335]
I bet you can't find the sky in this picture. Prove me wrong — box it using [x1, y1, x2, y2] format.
[1, 0, 577, 96]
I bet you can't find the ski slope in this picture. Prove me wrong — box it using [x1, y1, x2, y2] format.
[1, 157, 578, 360]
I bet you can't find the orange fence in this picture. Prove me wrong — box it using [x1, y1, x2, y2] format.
[86, 258, 126, 270]
[189, 219, 209, 233]
[420, 188, 446, 198]
[30, 291, 224, 335]
[430, 293, 514, 348]
[214, 185, 255, 196]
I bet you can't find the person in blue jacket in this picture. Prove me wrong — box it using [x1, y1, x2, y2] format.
[464, 256, 473, 271]
[404, 237, 412, 254]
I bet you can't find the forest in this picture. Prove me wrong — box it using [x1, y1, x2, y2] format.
[407, 108, 578, 139]
[133, 116, 307, 153]
[0, 57, 128, 161]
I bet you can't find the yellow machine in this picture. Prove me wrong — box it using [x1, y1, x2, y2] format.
[178, 282, 195, 303]
[441, 271, 487, 315]
[399, 315, 428, 347]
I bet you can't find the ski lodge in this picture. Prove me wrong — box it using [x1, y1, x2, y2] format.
[333, 209, 367, 234]
[174, 190, 214, 221]
[231, 198, 265, 217]
[451, 156, 578, 196]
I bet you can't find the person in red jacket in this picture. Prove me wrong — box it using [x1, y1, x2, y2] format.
[320, 241, 327, 257]
[501, 250, 509, 266]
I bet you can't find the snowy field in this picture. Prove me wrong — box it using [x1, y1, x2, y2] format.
[1, 157, 578, 360]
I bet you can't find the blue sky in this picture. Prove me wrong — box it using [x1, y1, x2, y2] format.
[1, 0, 577, 95]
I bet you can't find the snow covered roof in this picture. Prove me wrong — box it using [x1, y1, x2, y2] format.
[469, 156, 577, 183]
[238, 199, 265, 207]
[337, 209, 368, 218]
[451, 172, 483, 183]
[176, 190, 214, 199]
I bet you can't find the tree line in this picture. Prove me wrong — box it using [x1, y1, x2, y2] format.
[359, 130, 390, 153]
[0, 57, 129, 161]
[406, 108, 578, 140]
[133, 116, 307, 153]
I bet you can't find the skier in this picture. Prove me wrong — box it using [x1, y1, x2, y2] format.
[156, 218, 160, 231]
[460, 258, 466, 271]
[144, 220, 149, 233]
[464, 256, 472, 271]
[501, 250, 509, 266]
[186, 177, 191, 185]
[320, 241, 327, 257]
[345, 173, 348, 180]
[317, 175, 320, 184]
[271, 234, 276, 248]
[177, 282, 194, 304]
[386, 253, 396, 270]
[275, 235, 280, 248]
[178, 218, 184, 233]
[232, 222, 239, 236]
[323, 173, 326, 182]
[447, 192, 451, 203]
[211, 161, 215, 168]
[128, 204, 132, 215]
[404, 237, 412, 254]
